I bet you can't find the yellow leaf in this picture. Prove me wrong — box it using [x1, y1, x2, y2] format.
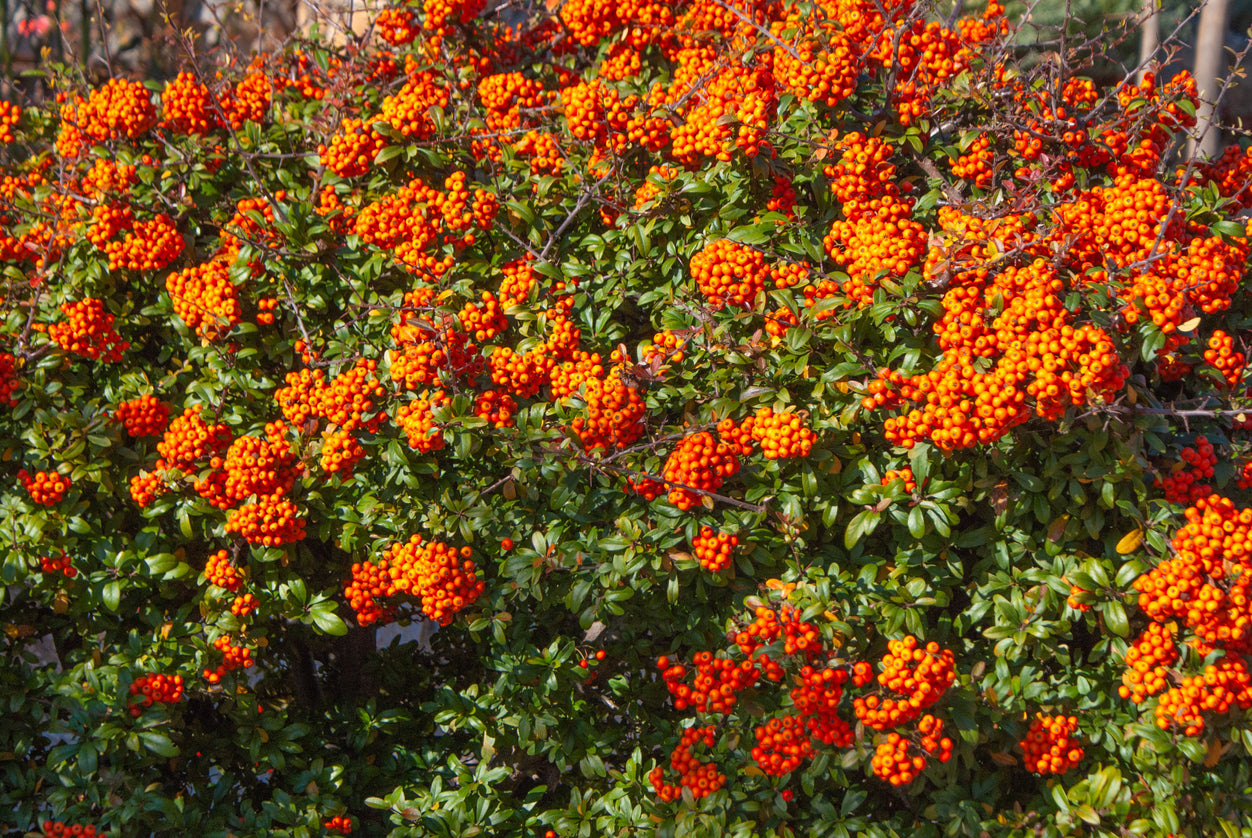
[1047, 516, 1069, 543]
[1116, 529, 1144, 555]
[827, 456, 842, 475]
[1178, 317, 1202, 333]
[668, 551, 694, 564]
[502, 480, 516, 500]
[160, 622, 173, 640]
[1204, 736, 1230, 767]
[701, 494, 715, 510]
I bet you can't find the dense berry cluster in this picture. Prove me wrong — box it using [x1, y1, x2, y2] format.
[205, 548, 242, 591]
[648, 726, 726, 802]
[225, 493, 306, 546]
[161, 71, 219, 135]
[203, 634, 255, 683]
[691, 526, 737, 573]
[0, 352, 20, 406]
[344, 535, 484, 626]
[114, 395, 170, 438]
[1204, 330, 1245, 390]
[129, 673, 184, 715]
[853, 636, 956, 730]
[690, 239, 768, 309]
[1127, 495, 1252, 736]
[1119, 621, 1177, 705]
[1020, 714, 1084, 774]
[18, 469, 71, 505]
[166, 261, 240, 341]
[156, 408, 233, 473]
[661, 432, 740, 510]
[741, 408, 816, 459]
[48, 298, 129, 361]
[1155, 436, 1216, 505]
[102, 213, 183, 272]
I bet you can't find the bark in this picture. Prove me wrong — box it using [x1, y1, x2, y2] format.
[1190, 0, 1231, 159]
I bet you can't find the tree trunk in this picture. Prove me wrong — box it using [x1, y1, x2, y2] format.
[1137, 0, 1158, 84]
[1190, 0, 1231, 160]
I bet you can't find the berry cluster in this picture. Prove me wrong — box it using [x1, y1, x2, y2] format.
[1119, 621, 1177, 705]
[230, 592, 259, 617]
[156, 408, 233, 473]
[222, 434, 297, 502]
[102, 213, 183, 272]
[319, 117, 387, 178]
[1155, 436, 1216, 505]
[473, 389, 518, 428]
[166, 260, 241, 341]
[1204, 330, 1245, 390]
[40, 822, 99, 838]
[1153, 658, 1252, 736]
[203, 634, 254, 683]
[1020, 714, 1084, 774]
[881, 467, 917, 493]
[690, 239, 767, 309]
[114, 395, 170, 438]
[871, 716, 953, 786]
[225, 493, 306, 546]
[658, 650, 765, 715]
[1127, 495, 1252, 736]
[129, 470, 166, 507]
[344, 535, 484, 626]
[57, 78, 157, 157]
[324, 815, 354, 835]
[691, 526, 737, 572]
[394, 391, 449, 453]
[205, 549, 242, 591]
[661, 432, 740, 510]
[742, 408, 816, 459]
[48, 298, 129, 361]
[853, 636, 956, 729]
[19, 469, 71, 505]
[647, 726, 726, 802]
[129, 672, 184, 715]
[40, 551, 77, 579]
[0, 352, 20, 406]
[0, 100, 20, 145]
[161, 71, 220, 135]
[320, 426, 366, 477]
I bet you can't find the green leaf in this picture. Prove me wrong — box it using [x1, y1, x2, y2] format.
[138, 731, 178, 757]
[844, 509, 881, 549]
[309, 602, 349, 636]
[103, 580, 121, 612]
[1102, 600, 1129, 638]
